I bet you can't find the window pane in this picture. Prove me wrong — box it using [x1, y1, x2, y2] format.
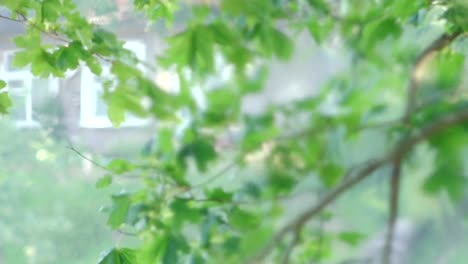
[10, 94, 27, 120]
[93, 76, 108, 117]
[32, 79, 51, 114]
[7, 80, 27, 120]
[7, 80, 26, 93]
[124, 40, 146, 61]
[5, 54, 19, 72]
[95, 97, 108, 117]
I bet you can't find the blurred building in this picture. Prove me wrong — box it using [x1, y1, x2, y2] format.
[0, 0, 342, 154]
[0, 4, 161, 154]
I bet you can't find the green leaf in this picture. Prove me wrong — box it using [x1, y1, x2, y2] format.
[204, 88, 239, 126]
[338, 232, 366, 247]
[270, 29, 294, 60]
[0, 80, 6, 90]
[108, 100, 126, 127]
[425, 51, 465, 90]
[12, 50, 34, 69]
[162, 234, 189, 264]
[307, 18, 334, 43]
[423, 160, 466, 202]
[209, 23, 236, 45]
[107, 159, 134, 174]
[14, 31, 41, 49]
[42, 0, 61, 22]
[86, 56, 103, 75]
[390, 0, 425, 19]
[223, 236, 241, 256]
[188, 253, 205, 264]
[98, 248, 137, 264]
[158, 128, 174, 154]
[111, 61, 140, 81]
[96, 175, 113, 189]
[178, 138, 217, 172]
[266, 170, 296, 195]
[319, 163, 344, 188]
[229, 207, 260, 232]
[205, 187, 233, 202]
[126, 203, 149, 225]
[307, 0, 330, 13]
[55, 44, 84, 71]
[0, 92, 13, 114]
[170, 199, 202, 227]
[107, 193, 132, 229]
[221, 0, 273, 17]
[243, 125, 277, 151]
[239, 226, 272, 256]
[361, 17, 401, 51]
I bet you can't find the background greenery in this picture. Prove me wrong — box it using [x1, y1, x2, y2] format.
[1, 0, 468, 263]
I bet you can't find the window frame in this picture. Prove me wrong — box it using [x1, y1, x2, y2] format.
[1, 50, 58, 127]
[79, 39, 150, 128]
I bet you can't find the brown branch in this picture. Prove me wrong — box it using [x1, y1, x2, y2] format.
[382, 159, 402, 264]
[251, 158, 388, 263]
[281, 225, 302, 264]
[16, 12, 71, 43]
[0, 13, 24, 22]
[404, 31, 462, 121]
[3, 11, 156, 75]
[252, 107, 468, 262]
[273, 120, 403, 148]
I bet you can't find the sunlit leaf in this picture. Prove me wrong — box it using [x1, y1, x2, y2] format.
[96, 174, 113, 189]
[107, 193, 132, 229]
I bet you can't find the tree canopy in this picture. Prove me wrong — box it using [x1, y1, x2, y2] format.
[1, 0, 468, 263]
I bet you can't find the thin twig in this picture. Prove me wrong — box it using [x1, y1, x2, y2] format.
[16, 12, 71, 43]
[190, 158, 241, 189]
[4, 10, 157, 76]
[382, 159, 402, 264]
[0, 14, 24, 22]
[67, 145, 139, 180]
[66, 145, 113, 173]
[276, 119, 404, 143]
[252, 107, 468, 262]
[177, 189, 314, 205]
[115, 229, 137, 236]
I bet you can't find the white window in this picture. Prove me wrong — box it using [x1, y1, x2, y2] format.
[80, 40, 149, 128]
[0, 50, 58, 127]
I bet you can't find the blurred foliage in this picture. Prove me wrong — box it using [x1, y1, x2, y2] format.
[0, 122, 116, 264]
[0, 0, 468, 263]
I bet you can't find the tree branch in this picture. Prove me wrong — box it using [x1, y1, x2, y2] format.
[15, 12, 71, 43]
[404, 31, 462, 121]
[252, 107, 468, 262]
[0, 13, 24, 22]
[382, 159, 402, 264]
[2, 10, 156, 73]
[281, 224, 302, 264]
[251, 158, 388, 263]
